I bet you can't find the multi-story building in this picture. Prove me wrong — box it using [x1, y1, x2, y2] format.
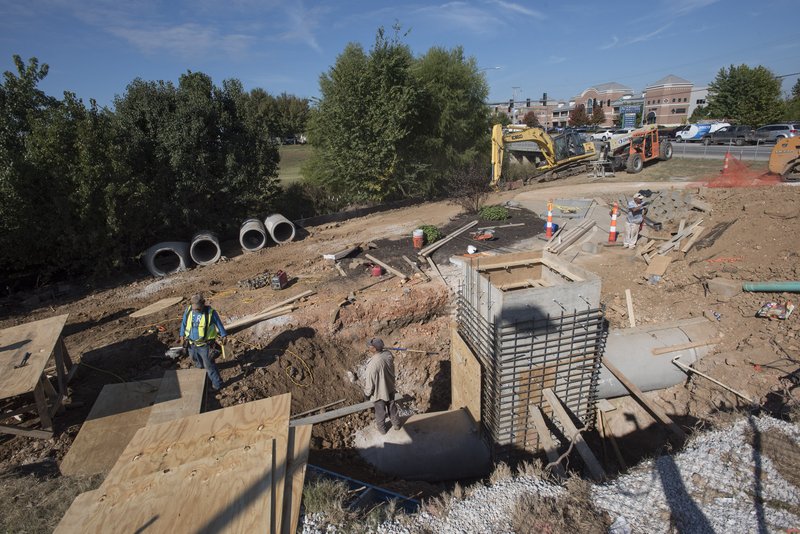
[571, 82, 634, 127]
[642, 75, 694, 126]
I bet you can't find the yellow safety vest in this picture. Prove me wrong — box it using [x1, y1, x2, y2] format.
[184, 306, 218, 344]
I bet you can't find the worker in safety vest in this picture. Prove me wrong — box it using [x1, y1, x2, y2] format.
[179, 293, 226, 391]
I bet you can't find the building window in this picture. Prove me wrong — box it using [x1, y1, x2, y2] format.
[675, 108, 687, 114]
[696, 99, 706, 105]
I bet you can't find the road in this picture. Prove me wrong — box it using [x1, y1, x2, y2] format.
[666, 141, 772, 161]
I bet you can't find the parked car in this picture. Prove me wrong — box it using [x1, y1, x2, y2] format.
[591, 128, 615, 141]
[701, 125, 755, 146]
[752, 123, 800, 143]
[676, 122, 730, 142]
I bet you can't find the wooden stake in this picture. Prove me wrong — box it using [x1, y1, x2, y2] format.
[418, 220, 479, 257]
[625, 289, 636, 328]
[671, 357, 755, 404]
[530, 405, 567, 478]
[365, 254, 408, 280]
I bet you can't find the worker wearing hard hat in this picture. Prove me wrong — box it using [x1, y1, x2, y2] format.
[624, 193, 647, 249]
[179, 293, 227, 391]
[363, 338, 402, 434]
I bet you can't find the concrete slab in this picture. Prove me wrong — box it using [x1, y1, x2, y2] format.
[354, 409, 491, 481]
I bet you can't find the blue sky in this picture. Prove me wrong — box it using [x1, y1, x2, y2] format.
[1, 0, 798, 108]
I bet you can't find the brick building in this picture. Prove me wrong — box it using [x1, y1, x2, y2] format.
[571, 82, 633, 127]
[642, 75, 694, 126]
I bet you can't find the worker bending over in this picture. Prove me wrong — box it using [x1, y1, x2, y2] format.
[363, 338, 402, 434]
[179, 294, 226, 391]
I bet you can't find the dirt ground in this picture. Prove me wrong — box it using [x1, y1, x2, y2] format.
[1, 157, 799, 505]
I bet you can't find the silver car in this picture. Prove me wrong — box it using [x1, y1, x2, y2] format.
[753, 123, 799, 143]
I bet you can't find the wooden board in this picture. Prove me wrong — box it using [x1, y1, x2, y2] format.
[529, 406, 566, 478]
[60, 379, 161, 476]
[146, 369, 206, 426]
[542, 388, 606, 482]
[645, 255, 672, 277]
[100, 393, 291, 534]
[282, 425, 312, 534]
[55, 445, 274, 534]
[129, 297, 184, 318]
[602, 360, 686, 440]
[0, 314, 69, 399]
[449, 326, 481, 424]
[625, 289, 636, 328]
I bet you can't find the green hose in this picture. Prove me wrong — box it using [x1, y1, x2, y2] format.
[742, 281, 800, 292]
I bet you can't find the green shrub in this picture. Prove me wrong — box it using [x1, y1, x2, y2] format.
[419, 224, 442, 244]
[479, 205, 509, 221]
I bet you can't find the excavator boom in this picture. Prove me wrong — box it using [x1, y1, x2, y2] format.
[491, 124, 596, 187]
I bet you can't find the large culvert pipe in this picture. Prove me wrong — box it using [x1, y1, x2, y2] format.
[264, 214, 296, 244]
[143, 241, 191, 277]
[189, 231, 221, 266]
[597, 317, 718, 399]
[239, 218, 269, 252]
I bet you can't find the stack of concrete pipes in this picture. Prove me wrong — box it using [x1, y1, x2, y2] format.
[142, 214, 296, 277]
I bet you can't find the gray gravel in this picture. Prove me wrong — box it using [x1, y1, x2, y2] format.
[301, 414, 800, 533]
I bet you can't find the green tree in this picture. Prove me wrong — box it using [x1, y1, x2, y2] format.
[489, 110, 510, 127]
[274, 92, 309, 138]
[522, 111, 539, 127]
[689, 105, 710, 122]
[590, 106, 606, 126]
[706, 65, 783, 126]
[569, 104, 589, 126]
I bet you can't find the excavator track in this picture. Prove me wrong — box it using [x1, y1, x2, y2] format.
[782, 161, 800, 182]
[527, 162, 591, 183]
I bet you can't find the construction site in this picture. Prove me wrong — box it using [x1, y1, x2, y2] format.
[1, 151, 800, 533]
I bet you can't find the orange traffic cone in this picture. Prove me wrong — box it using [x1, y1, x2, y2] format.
[722, 151, 730, 174]
[546, 200, 554, 238]
[608, 202, 619, 243]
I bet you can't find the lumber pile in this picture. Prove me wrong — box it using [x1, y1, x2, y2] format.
[653, 219, 703, 257]
[225, 290, 315, 333]
[545, 219, 595, 255]
[56, 393, 311, 534]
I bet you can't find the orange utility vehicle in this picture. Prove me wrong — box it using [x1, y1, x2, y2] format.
[605, 124, 673, 173]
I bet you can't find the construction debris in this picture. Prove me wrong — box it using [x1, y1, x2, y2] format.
[323, 245, 359, 261]
[545, 219, 595, 254]
[418, 220, 478, 257]
[364, 254, 408, 281]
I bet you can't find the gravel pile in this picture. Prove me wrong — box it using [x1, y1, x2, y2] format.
[301, 415, 800, 533]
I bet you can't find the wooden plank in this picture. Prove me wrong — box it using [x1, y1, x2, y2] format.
[225, 306, 295, 334]
[257, 290, 315, 316]
[542, 388, 605, 482]
[449, 327, 481, 424]
[0, 423, 52, 439]
[529, 406, 567, 478]
[334, 263, 347, 277]
[425, 256, 447, 287]
[323, 245, 358, 261]
[56, 446, 275, 534]
[402, 255, 430, 281]
[0, 314, 69, 399]
[59, 380, 161, 476]
[680, 227, 705, 253]
[625, 289, 636, 328]
[130, 297, 184, 318]
[282, 425, 312, 534]
[290, 396, 412, 427]
[419, 220, 479, 257]
[645, 255, 672, 277]
[651, 339, 717, 356]
[146, 369, 206, 426]
[364, 254, 408, 280]
[98, 393, 291, 534]
[33, 377, 53, 430]
[602, 360, 686, 440]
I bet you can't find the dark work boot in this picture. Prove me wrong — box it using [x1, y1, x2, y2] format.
[375, 421, 388, 435]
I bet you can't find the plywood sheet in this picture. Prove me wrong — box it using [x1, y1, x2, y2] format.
[0, 314, 69, 399]
[450, 326, 481, 424]
[146, 369, 206, 426]
[130, 297, 183, 318]
[55, 446, 274, 534]
[283, 425, 312, 534]
[60, 379, 161, 476]
[645, 255, 672, 277]
[101, 393, 291, 533]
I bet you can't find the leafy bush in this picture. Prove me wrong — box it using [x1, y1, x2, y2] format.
[419, 224, 442, 244]
[479, 205, 509, 221]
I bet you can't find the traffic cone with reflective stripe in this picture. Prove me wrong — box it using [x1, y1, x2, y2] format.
[609, 202, 619, 243]
[722, 151, 730, 174]
[546, 200, 554, 238]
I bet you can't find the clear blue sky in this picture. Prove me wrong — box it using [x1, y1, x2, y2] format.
[1, 0, 798, 108]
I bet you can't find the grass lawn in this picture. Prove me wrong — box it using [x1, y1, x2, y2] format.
[617, 156, 768, 183]
[278, 144, 311, 185]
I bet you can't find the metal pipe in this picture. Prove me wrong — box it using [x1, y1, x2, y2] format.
[596, 318, 718, 398]
[189, 231, 221, 266]
[264, 213, 296, 244]
[742, 281, 800, 292]
[239, 218, 269, 252]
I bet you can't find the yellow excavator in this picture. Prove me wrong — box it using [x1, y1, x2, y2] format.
[490, 124, 596, 188]
[768, 137, 800, 181]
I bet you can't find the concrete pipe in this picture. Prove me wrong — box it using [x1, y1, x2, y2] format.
[264, 213, 296, 244]
[143, 241, 191, 277]
[597, 317, 718, 399]
[239, 218, 269, 252]
[189, 231, 221, 266]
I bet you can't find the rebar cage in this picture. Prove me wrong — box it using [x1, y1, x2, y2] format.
[456, 290, 606, 455]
